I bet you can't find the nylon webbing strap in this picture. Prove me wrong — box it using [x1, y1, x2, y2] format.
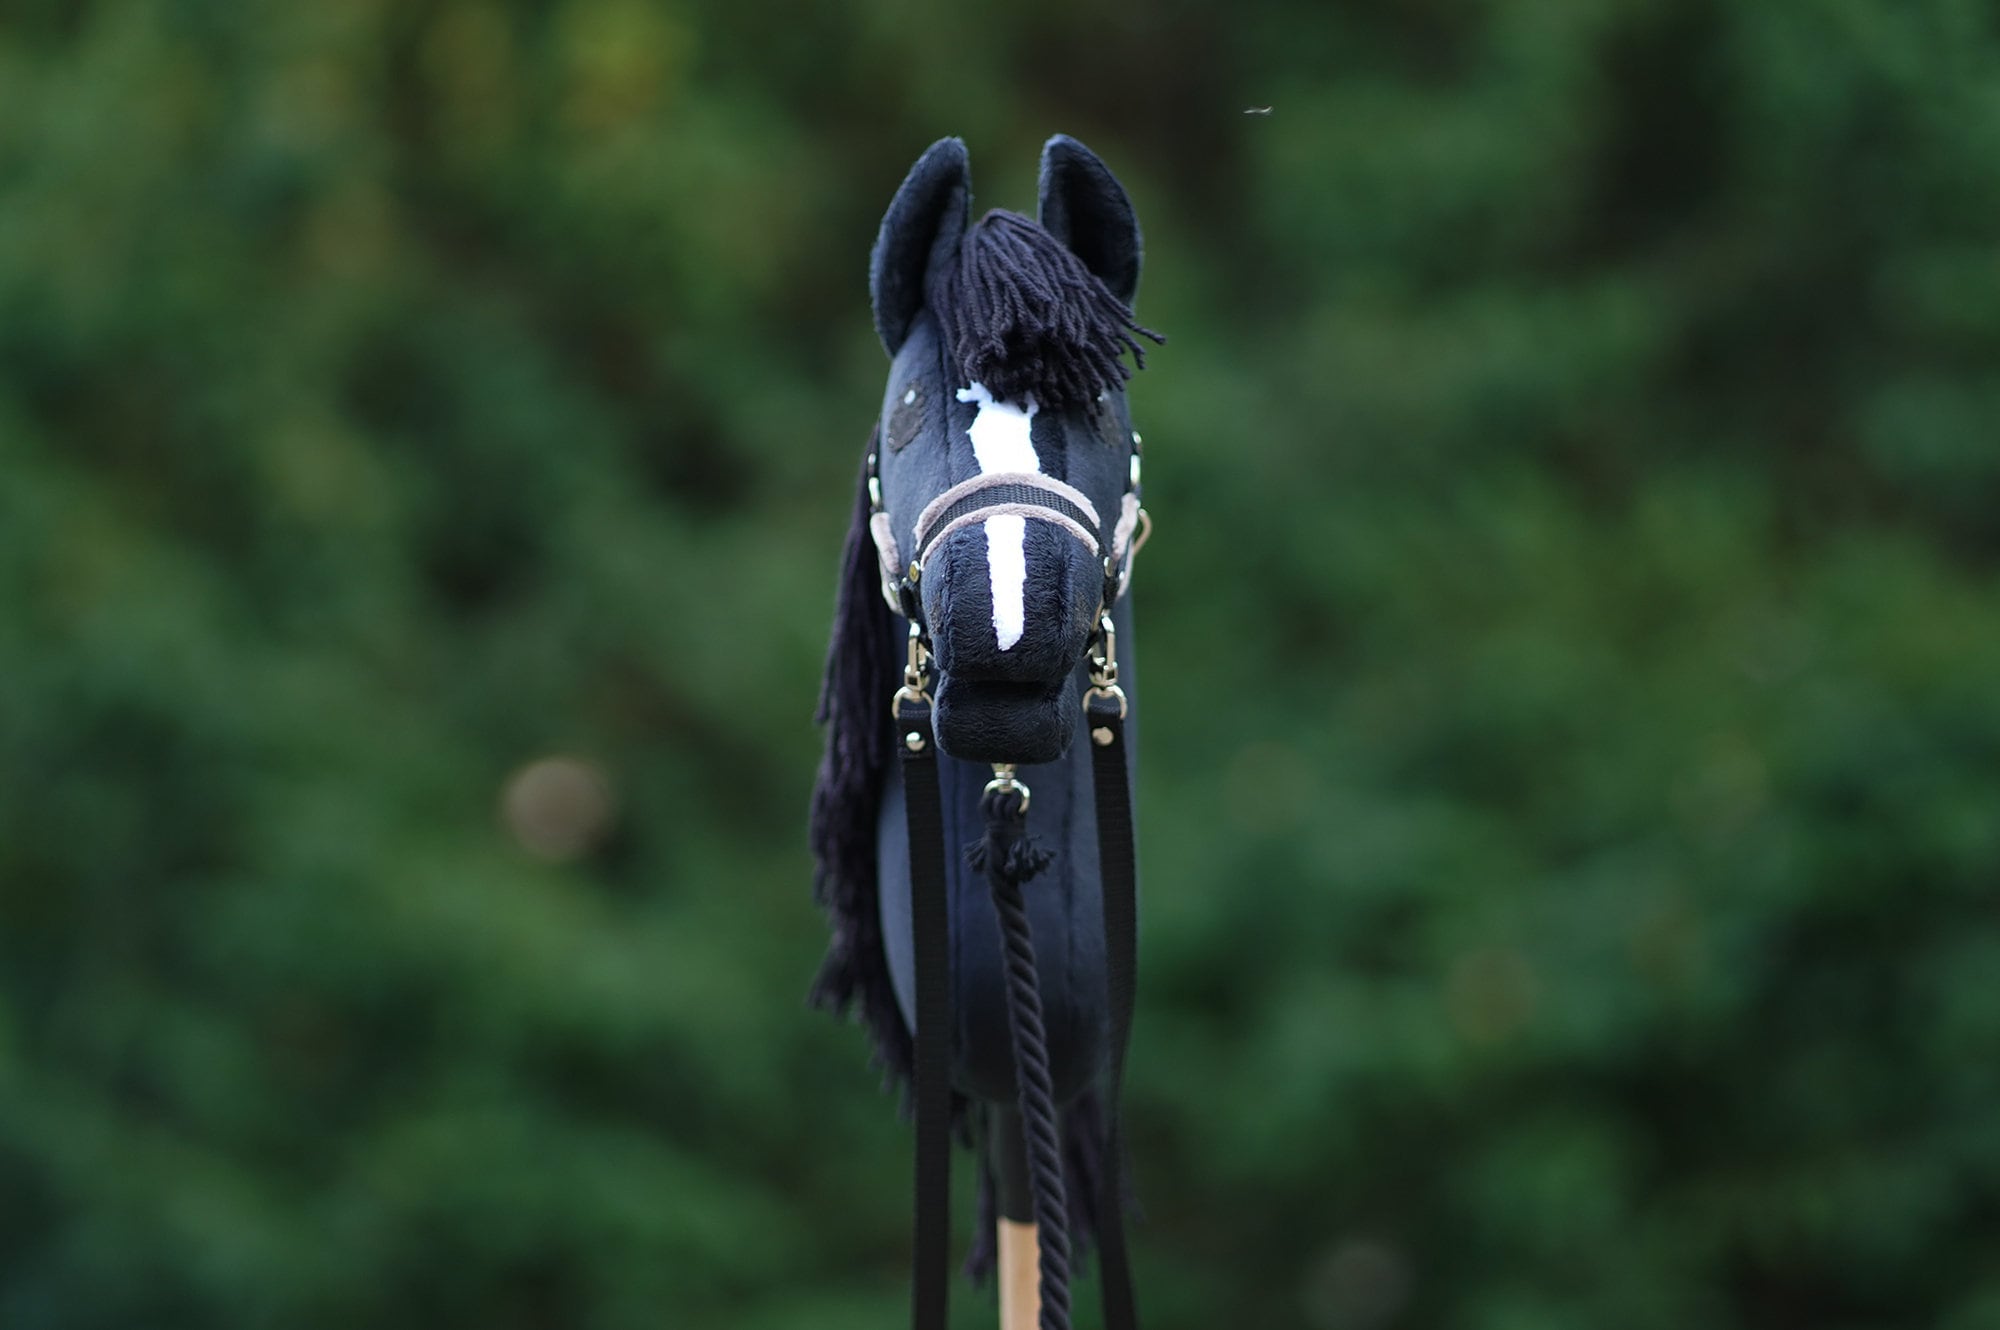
[1087, 691, 1140, 1330]
[913, 482, 1103, 567]
[899, 693, 953, 1330]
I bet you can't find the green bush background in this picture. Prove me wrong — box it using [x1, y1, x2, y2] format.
[5, 2, 2000, 1326]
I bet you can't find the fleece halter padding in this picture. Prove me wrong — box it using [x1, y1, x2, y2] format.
[914, 471, 1104, 567]
[866, 448, 1151, 628]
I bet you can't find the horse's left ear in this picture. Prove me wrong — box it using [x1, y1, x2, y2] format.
[1038, 134, 1142, 306]
[870, 137, 972, 357]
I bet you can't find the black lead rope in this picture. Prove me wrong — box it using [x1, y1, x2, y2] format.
[898, 687, 953, 1330]
[975, 774, 1073, 1330]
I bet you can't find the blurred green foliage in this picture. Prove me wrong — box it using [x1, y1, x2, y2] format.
[3, 0, 2000, 1326]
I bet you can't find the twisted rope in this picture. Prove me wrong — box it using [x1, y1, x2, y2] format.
[972, 784, 1072, 1330]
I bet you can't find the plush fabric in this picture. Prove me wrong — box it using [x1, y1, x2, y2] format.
[815, 133, 1156, 1283]
[1038, 134, 1144, 305]
[873, 596, 1139, 1108]
[869, 138, 971, 358]
[886, 380, 928, 452]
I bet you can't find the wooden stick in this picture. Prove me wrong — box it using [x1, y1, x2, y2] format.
[997, 1218, 1040, 1329]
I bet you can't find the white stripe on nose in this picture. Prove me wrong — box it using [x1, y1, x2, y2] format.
[984, 514, 1028, 650]
[956, 383, 1039, 651]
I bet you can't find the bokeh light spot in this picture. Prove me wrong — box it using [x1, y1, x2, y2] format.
[500, 756, 617, 863]
[1446, 946, 1540, 1046]
[1301, 1237, 1413, 1330]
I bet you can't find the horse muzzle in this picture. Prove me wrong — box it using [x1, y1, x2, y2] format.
[921, 516, 1102, 763]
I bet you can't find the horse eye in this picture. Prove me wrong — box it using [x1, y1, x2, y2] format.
[1089, 391, 1121, 445]
[887, 380, 927, 452]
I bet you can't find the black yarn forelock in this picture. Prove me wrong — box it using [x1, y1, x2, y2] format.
[932, 209, 1163, 409]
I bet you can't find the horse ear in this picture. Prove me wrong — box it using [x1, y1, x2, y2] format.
[870, 138, 972, 357]
[1037, 134, 1142, 306]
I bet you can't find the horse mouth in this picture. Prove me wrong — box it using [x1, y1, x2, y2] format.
[932, 671, 1078, 765]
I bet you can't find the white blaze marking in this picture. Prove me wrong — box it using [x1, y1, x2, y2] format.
[984, 514, 1028, 649]
[956, 382, 1039, 651]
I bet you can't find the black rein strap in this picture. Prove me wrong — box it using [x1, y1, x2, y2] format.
[898, 686, 954, 1330]
[1088, 687, 1139, 1330]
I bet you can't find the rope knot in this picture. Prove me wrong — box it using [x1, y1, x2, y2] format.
[969, 784, 1054, 885]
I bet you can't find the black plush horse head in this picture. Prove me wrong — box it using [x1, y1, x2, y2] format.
[867, 135, 1156, 764]
[811, 135, 1158, 1330]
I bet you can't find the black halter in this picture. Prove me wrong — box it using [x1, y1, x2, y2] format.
[866, 429, 1149, 626]
[879, 442, 1149, 1330]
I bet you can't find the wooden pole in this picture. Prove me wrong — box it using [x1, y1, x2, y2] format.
[998, 1219, 1040, 1328]
[990, 1106, 1039, 1329]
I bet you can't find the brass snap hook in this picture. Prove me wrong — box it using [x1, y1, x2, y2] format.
[891, 621, 933, 720]
[983, 763, 1031, 815]
[1083, 612, 1127, 718]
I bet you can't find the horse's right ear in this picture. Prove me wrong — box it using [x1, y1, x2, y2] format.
[1037, 134, 1141, 306]
[869, 137, 971, 357]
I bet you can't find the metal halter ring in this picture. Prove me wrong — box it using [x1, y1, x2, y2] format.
[984, 763, 1030, 814]
[1083, 683, 1127, 719]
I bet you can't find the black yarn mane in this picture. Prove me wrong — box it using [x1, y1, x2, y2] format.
[932, 209, 1162, 409]
[808, 434, 911, 1092]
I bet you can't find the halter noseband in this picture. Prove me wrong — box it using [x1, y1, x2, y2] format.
[866, 429, 1151, 626]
